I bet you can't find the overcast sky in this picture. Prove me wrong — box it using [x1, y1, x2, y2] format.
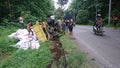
[53, 0, 72, 10]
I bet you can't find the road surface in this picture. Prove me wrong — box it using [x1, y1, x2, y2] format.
[73, 25, 120, 68]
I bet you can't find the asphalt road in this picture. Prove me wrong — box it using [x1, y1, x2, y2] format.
[73, 25, 120, 68]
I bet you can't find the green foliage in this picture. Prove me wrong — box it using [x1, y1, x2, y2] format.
[1, 19, 9, 26]
[88, 20, 94, 25]
[0, 42, 51, 68]
[69, 0, 120, 25]
[60, 35, 86, 67]
[0, 0, 54, 27]
[102, 16, 111, 25]
[76, 10, 89, 25]
[23, 11, 37, 24]
[54, 8, 64, 20]
[112, 9, 120, 16]
[0, 27, 18, 55]
[0, 27, 86, 67]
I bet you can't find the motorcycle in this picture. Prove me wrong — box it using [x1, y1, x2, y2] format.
[93, 25, 104, 36]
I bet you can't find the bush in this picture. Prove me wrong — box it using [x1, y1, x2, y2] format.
[0, 19, 9, 26]
[88, 20, 94, 25]
[23, 11, 37, 25]
[76, 10, 89, 25]
[0, 27, 17, 55]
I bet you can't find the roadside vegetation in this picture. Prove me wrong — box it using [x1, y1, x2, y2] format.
[0, 27, 86, 68]
[69, 0, 120, 27]
[1, 0, 119, 68]
[0, 26, 18, 60]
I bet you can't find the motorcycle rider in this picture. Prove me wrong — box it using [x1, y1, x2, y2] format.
[94, 14, 103, 30]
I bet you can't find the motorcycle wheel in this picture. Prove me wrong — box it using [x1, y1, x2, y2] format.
[100, 32, 103, 36]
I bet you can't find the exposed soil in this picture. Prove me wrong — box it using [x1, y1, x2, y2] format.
[0, 52, 10, 61]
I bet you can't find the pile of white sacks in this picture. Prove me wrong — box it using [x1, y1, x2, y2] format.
[8, 29, 40, 50]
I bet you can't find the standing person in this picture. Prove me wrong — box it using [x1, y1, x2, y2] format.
[19, 15, 24, 29]
[47, 17, 51, 26]
[68, 19, 74, 35]
[57, 19, 62, 32]
[113, 15, 119, 29]
[61, 20, 66, 34]
[65, 19, 69, 33]
[36, 19, 39, 25]
[27, 21, 33, 36]
[57, 19, 62, 27]
[50, 15, 55, 27]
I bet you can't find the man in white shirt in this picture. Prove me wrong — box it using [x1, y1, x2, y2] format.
[50, 15, 55, 27]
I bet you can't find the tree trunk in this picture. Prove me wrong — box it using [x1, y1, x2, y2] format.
[8, 0, 12, 20]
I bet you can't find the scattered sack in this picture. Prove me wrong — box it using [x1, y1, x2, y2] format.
[8, 29, 40, 50]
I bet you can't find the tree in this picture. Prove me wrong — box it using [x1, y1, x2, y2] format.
[0, 0, 54, 26]
[69, 0, 120, 25]
[76, 10, 89, 24]
[57, 0, 69, 8]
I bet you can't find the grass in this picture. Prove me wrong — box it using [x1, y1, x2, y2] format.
[0, 27, 86, 68]
[76, 22, 120, 28]
[0, 42, 51, 68]
[105, 23, 120, 28]
[0, 26, 18, 59]
[60, 35, 86, 68]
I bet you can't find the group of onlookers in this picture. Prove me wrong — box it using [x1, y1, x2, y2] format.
[47, 18, 75, 36]
[60, 19, 75, 35]
[19, 15, 75, 37]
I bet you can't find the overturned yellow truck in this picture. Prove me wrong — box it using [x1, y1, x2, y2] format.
[32, 22, 50, 42]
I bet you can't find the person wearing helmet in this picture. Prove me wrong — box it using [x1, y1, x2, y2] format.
[94, 14, 103, 30]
